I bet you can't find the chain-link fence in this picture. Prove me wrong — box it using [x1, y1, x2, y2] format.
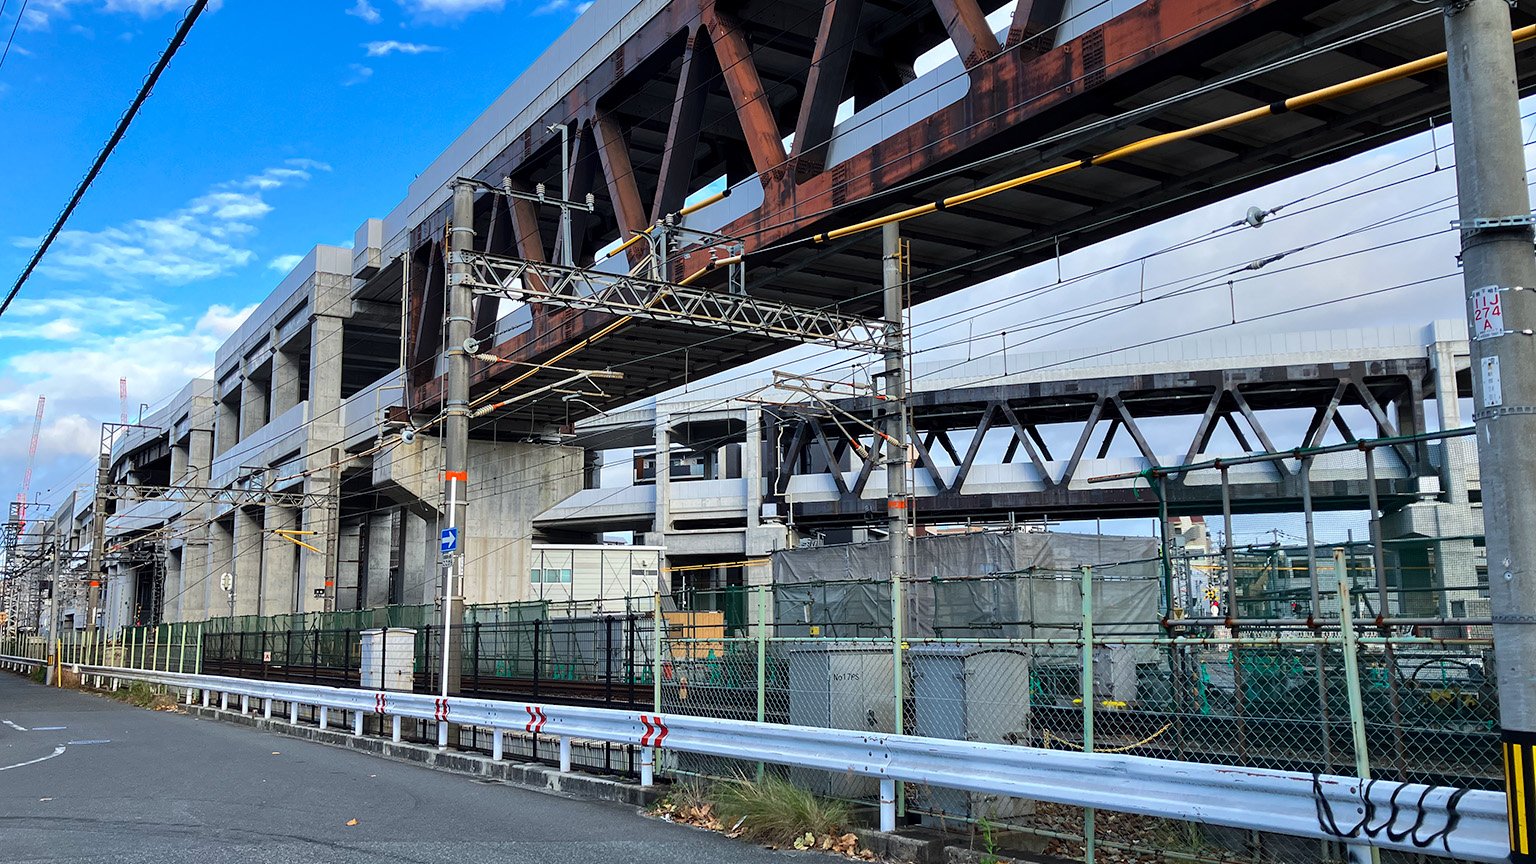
[8, 532, 1499, 863]
[652, 559, 1498, 864]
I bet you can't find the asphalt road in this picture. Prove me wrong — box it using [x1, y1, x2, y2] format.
[0, 672, 795, 863]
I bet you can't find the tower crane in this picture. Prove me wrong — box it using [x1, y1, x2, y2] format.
[16, 395, 45, 533]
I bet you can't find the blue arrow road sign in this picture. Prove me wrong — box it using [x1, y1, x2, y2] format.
[440, 527, 459, 554]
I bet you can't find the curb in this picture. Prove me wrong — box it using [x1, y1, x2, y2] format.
[183, 704, 662, 808]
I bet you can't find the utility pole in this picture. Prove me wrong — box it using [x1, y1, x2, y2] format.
[1442, 2, 1536, 859]
[46, 518, 61, 684]
[882, 223, 908, 742]
[84, 436, 110, 633]
[440, 179, 475, 700]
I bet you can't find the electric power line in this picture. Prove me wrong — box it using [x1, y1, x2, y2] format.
[0, 0, 211, 320]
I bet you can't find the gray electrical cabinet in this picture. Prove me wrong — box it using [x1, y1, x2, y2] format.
[1092, 644, 1142, 703]
[787, 643, 896, 799]
[909, 645, 1033, 822]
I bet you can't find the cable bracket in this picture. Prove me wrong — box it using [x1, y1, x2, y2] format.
[1474, 404, 1536, 420]
[1452, 214, 1536, 231]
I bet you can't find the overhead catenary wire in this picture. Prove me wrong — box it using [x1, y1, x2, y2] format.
[0, 0, 211, 320]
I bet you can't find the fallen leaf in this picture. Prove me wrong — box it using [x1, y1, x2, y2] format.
[345, 819, 359, 827]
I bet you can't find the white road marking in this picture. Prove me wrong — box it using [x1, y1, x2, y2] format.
[2, 720, 28, 731]
[0, 745, 65, 772]
[32, 726, 66, 731]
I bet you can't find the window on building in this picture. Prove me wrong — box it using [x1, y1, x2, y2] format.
[531, 568, 572, 584]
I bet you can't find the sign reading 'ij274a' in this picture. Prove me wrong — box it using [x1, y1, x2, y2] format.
[1472, 284, 1505, 339]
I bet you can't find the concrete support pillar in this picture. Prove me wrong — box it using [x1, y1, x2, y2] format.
[165, 548, 185, 623]
[215, 397, 239, 454]
[365, 512, 394, 609]
[297, 489, 333, 615]
[261, 506, 298, 616]
[170, 445, 188, 487]
[403, 511, 432, 606]
[309, 316, 343, 421]
[269, 344, 302, 418]
[212, 518, 237, 618]
[232, 508, 264, 616]
[336, 520, 363, 611]
[238, 370, 268, 441]
[1432, 336, 1474, 507]
[584, 450, 604, 490]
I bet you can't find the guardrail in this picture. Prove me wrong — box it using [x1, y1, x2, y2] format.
[1, 657, 1509, 862]
[1, 654, 45, 672]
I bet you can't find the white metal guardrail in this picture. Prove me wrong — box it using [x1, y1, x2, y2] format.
[1, 657, 1509, 862]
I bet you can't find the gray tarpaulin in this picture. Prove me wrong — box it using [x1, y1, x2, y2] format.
[771, 531, 1160, 638]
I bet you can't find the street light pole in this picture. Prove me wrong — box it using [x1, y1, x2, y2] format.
[1442, 2, 1536, 858]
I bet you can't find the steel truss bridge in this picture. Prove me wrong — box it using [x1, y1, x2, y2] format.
[768, 355, 1440, 525]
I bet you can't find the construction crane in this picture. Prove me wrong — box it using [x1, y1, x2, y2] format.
[15, 395, 45, 534]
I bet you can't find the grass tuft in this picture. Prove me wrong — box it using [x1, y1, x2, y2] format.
[711, 774, 851, 847]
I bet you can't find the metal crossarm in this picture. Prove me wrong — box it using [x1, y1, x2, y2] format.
[454, 251, 889, 352]
[100, 484, 333, 510]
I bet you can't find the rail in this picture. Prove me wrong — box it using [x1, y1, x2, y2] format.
[0, 657, 1507, 862]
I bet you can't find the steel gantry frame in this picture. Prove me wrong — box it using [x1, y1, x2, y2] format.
[457, 251, 890, 352]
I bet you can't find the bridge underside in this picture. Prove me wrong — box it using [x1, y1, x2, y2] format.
[396, 0, 1536, 431]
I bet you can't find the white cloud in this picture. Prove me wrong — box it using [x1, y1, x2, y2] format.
[102, 0, 189, 14]
[531, 0, 588, 14]
[12, 163, 318, 287]
[18, 0, 222, 33]
[284, 157, 333, 172]
[400, 0, 503, 19]
[0, 301, 257, 497]
[267, 254, 304, 274]
[346, 0, 382, 23]
[344, 63, 374, 86]
[364, 40, 443, 56]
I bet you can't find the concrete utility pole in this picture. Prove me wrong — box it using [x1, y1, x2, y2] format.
[84, 443, 109, 632]
[1442, 2, 1536, 858]
[46, 518, 62, 684]
[882, 224, 908, 740]
[440, 179, 475, 699]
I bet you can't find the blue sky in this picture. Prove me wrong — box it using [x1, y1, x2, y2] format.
[0, 0, 585, 500]
[0, 0, 1520, 531]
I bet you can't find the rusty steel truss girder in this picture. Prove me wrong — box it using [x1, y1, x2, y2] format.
[402, 0, 1534, 419]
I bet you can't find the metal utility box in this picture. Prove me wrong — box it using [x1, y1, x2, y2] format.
[787, 643, 896, 799]
[1092, 644, 1141, 704]
[359, 628, 416, 691]
[909, 645, 1033, 822]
